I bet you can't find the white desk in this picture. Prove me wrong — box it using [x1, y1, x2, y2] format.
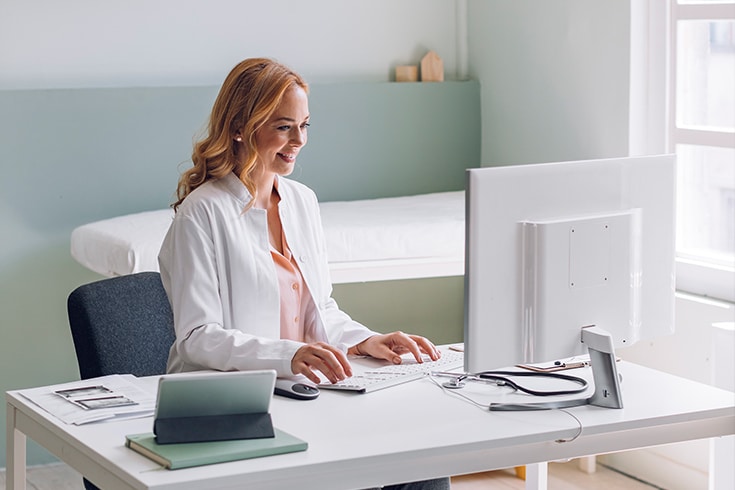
[7, 361, 735, 490]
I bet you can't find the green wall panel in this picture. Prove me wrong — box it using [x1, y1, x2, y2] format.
[0, 81, 479, 467]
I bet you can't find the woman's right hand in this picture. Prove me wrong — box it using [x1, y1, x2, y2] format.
[291, 342, 353, 384]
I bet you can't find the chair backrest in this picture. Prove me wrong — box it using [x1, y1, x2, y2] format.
[67, 271, 175, 379]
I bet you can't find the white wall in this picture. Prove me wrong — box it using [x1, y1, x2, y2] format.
[467, 0, 631, 165]
[0, 0, 459, 89]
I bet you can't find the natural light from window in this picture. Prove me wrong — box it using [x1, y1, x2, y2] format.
[671, 2, 735, 302]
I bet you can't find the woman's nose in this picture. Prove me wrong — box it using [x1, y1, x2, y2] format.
[291, 127, 306, 145]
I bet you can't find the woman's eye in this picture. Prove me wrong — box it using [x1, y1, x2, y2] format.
[276, 123, 308, 131]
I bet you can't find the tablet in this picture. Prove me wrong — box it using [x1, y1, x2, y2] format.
[154, 370, 277, 420]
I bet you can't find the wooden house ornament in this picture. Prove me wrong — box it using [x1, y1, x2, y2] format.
[420, 51, 444, 82]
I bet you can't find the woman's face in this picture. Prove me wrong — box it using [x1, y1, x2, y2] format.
[254, 85, 310, 177]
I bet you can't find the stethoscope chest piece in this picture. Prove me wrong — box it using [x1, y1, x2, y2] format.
[443, 378, 466, 389]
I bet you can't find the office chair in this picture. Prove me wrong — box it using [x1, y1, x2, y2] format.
[67, 271, 175, 490]
[67, 271, 175, 379]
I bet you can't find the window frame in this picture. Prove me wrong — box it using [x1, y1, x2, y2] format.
[634, 0, 735, 303]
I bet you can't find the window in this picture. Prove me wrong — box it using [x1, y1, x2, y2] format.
[670, 1, 735, 302]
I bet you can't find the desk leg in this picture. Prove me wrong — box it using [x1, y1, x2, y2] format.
[525, 462, 548, 490]
[578, 455, 597, 473]
[6, 402, 27, 490]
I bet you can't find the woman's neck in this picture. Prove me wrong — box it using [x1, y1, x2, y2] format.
[252, 172, 277, 209]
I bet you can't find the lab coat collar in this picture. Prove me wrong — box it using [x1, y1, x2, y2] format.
[221, 172, 254, 208]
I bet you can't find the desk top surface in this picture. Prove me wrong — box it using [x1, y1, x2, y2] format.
[7, 360, 735, 490]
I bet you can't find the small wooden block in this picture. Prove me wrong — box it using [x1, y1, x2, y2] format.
[395, 65, 418, 82]
[421, 51, 444, 82]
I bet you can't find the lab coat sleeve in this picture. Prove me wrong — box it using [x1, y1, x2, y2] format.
[318, 295, 378, 353]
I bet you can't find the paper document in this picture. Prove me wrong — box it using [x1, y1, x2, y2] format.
[517, 354, 620, 373]
[20, 374, 155, 425]
[517, 355, 592, 372]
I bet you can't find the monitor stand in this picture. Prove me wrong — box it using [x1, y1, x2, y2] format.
[581, 325, 623, 409]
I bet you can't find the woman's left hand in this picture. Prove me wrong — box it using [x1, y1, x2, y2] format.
[348, 332, 441, 365]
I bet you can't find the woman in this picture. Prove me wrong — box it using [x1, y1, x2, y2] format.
[159, 57, 443, 387]
[159, 57, 450, 490]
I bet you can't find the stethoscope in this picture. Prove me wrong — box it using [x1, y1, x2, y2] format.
[431, 370, 589, 397]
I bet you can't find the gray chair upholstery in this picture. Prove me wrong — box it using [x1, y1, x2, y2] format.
[67, 272, 175, 489]
[67, 271, 175, 379]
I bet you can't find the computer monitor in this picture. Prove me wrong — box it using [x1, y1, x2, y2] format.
[463, 155, 676, 408]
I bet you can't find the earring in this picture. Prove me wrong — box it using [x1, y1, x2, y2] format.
[235, 137, 243, 142]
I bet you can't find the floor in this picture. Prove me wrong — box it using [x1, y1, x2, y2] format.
[1, 460, 660, 489]
[451, 463, 660, 489]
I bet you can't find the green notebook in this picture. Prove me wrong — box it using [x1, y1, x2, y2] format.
[125, 429, 308, 470]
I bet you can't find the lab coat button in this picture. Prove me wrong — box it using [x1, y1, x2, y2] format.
[299, 255, 308, 263]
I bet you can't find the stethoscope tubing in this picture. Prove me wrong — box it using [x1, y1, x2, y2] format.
[433, 370, 588, 396]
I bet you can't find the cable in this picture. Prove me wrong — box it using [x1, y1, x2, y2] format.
[555, 409, 583, 443]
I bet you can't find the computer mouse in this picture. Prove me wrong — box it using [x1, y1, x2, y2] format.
[274, 379, 320, 400]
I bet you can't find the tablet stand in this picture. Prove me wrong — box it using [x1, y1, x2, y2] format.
[154, 412, 275, 444]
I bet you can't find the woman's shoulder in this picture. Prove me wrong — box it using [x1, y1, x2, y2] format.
[177, 175, 251, 218]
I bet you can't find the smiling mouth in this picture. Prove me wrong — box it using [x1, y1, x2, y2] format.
[278, 152, 297, 162]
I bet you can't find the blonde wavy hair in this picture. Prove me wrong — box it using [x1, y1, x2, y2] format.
[173, 58, 308, 211]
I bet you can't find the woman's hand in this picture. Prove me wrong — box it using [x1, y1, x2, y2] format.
[348, 332, 441, 365]
[292, 342, 353, 385]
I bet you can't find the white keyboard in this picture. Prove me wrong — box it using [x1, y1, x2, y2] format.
[318, 348, 464, 393]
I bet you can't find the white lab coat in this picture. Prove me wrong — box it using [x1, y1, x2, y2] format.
[159, 172, 377, 376]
